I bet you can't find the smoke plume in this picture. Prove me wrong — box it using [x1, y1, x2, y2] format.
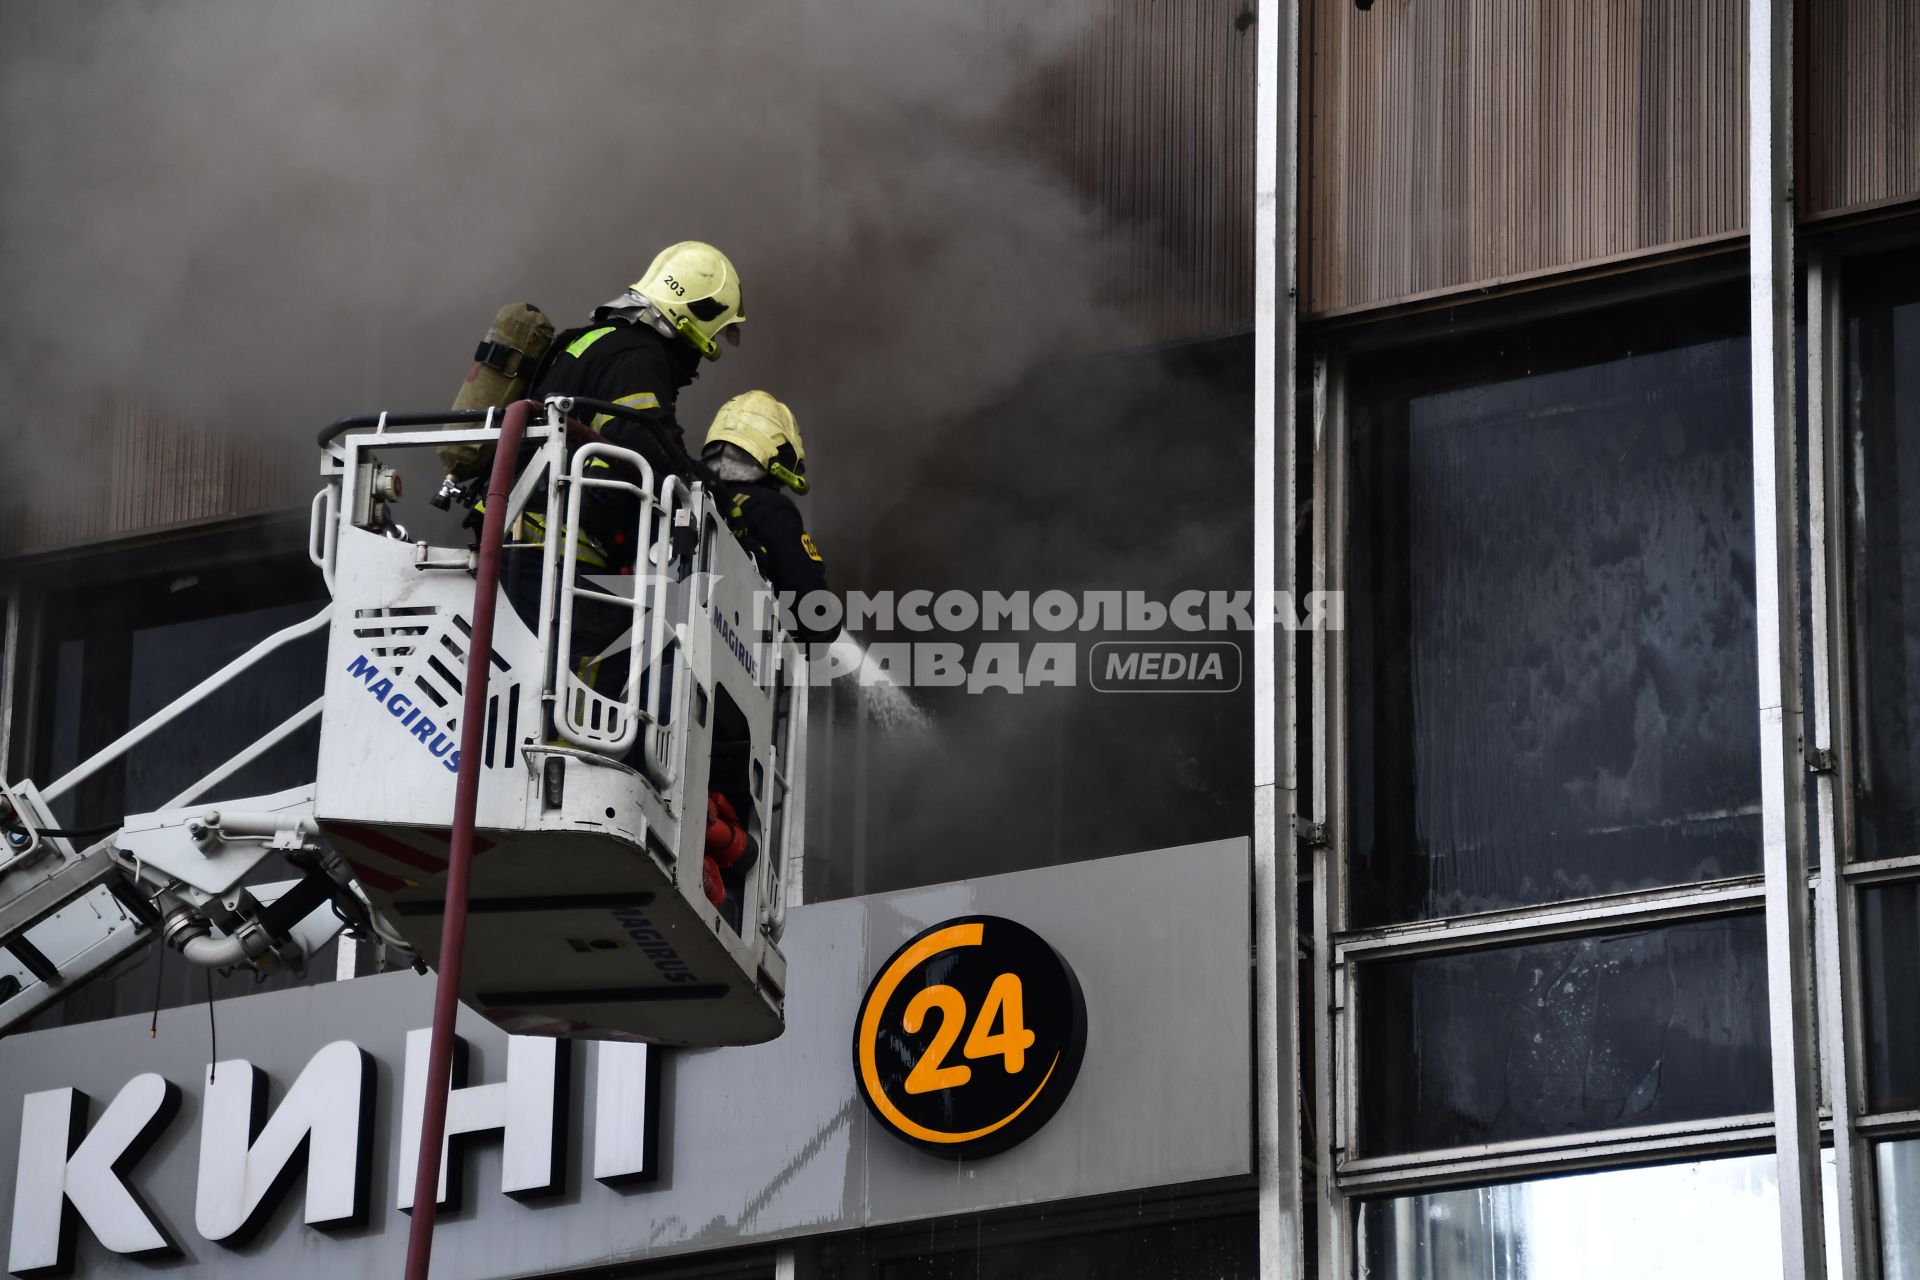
[0, 0, 1254, 901]
[0, 0, 1136, 526]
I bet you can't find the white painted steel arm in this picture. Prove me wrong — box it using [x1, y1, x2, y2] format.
[162, 698, 324, 810]
[42, 607, 334, 804]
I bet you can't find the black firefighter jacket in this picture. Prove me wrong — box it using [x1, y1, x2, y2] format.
[714, 478, 841, 645]
[524, 315, 703, 568]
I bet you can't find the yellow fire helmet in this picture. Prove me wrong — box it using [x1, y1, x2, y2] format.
[630, 241, 745, 361]
[706, 390, 809, 494]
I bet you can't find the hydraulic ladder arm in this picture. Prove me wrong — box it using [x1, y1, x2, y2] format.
[0, 610, 399, 1035]
[0, 396, 806, 1046]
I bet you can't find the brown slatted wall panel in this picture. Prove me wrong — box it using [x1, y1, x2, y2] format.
[1807, 0, 1920, 218]
[1022, 0, 1257, 344]
[0, 402, 306, 560]
[1302, 0, 1748, 318]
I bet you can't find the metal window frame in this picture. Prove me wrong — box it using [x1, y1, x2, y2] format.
[1332, 875, 1768, 961]
[1337, 1113, 1781, 1196]
[1309, 345, 1351, 1280]
[1306, 254, 1850, 1275]
[1817, 230, 1920, 1278]
[1809, 243, 1883, 1280]
[1857, 1111, 1920, 1142]
[1296, 6, 1920, 1275]
[1847, 856, 1920, 887]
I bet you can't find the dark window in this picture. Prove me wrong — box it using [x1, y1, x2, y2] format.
[1846, 253, 1920, 864]
[40, 558, 326, 828]
[874, 1212, 1256, 1280]
[1357, 914, 1772, 1156]
[24, 545, 332, 1028]
[1349, 288, 1758, 925]
[1861, 880, 1920, 1113]
[804, 338, 1253, 900]
[601, 1249, 775, 1279]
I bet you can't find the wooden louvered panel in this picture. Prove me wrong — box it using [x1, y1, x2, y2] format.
[1021, 0, 1258, 344]
[1806, 0, 1920, 219]
[0, 402, 305, 560]
[1301, 0, 1750, 317]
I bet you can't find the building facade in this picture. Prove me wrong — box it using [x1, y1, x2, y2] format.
[2, 1, 1919, 1278]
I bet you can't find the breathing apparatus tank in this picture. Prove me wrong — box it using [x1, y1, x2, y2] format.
[435, 302, 556, 480]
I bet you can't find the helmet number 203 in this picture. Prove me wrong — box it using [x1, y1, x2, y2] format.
[902, 973, 1035, 1094]
[661, 274, 688, 297]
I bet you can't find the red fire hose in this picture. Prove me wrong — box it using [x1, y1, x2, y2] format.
[403, 398, 535, 1280]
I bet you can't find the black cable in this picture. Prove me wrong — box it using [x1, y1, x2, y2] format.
[204, 970, 217, 1081]
[34, 823, 120, 841]
[148, 947, 165, 1039]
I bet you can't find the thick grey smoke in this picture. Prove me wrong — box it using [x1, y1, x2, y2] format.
[0, 0, 1139, 531]
[0, 0, 1253, 900]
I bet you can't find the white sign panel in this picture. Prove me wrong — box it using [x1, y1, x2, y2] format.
[0, 841, 1248, 1278]
[9, 1036, 656, 1276]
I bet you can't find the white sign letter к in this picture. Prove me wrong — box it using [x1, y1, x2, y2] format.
[8, 1074, 179, 1275]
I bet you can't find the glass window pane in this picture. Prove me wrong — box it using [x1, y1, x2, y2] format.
[1357, 915, 1771, 1155]
[1357, 1151, 1838, 1280]
[121, 600, 324, 811]
[1849, 262, 1920, 862]
[1349, 294, 1758, 925]
[1880, 1139, 1920, 1280]
[25, 554, 332, 1029]
[40, 559, 326, 828]
[1861, 881, 1920, 1112]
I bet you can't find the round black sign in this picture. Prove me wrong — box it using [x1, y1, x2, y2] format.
[852, 915, 1087, 1159]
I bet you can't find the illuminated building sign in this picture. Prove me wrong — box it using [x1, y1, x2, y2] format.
[853, 915, 1087, 1158]
[0, 843, 1248, 1279]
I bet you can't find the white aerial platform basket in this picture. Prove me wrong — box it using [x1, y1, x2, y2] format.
[311, 404, 807, 1046]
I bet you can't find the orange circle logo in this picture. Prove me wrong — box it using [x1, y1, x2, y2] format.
[853, 916, 1086, 1158]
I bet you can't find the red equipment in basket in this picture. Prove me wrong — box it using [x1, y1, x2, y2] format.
[702, 791, 749, 906]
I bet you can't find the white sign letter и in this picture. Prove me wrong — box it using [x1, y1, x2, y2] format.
[196, 1040, 373, 1242]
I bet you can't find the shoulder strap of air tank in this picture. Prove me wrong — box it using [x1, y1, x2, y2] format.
[524, 322, 601, 398]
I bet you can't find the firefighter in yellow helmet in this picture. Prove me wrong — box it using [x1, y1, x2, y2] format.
[700, 391, 836, 915]
[703, 391, 841, 645]
[528, 240, 746, 505]
[502, 243, 747, 702]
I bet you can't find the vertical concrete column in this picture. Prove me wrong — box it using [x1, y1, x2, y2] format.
[1253, 0, 1303, 1276]
[1748, 0, 1827, 1274]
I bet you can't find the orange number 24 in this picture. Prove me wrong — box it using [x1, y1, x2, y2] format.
[903, 973, 1039, 1095]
